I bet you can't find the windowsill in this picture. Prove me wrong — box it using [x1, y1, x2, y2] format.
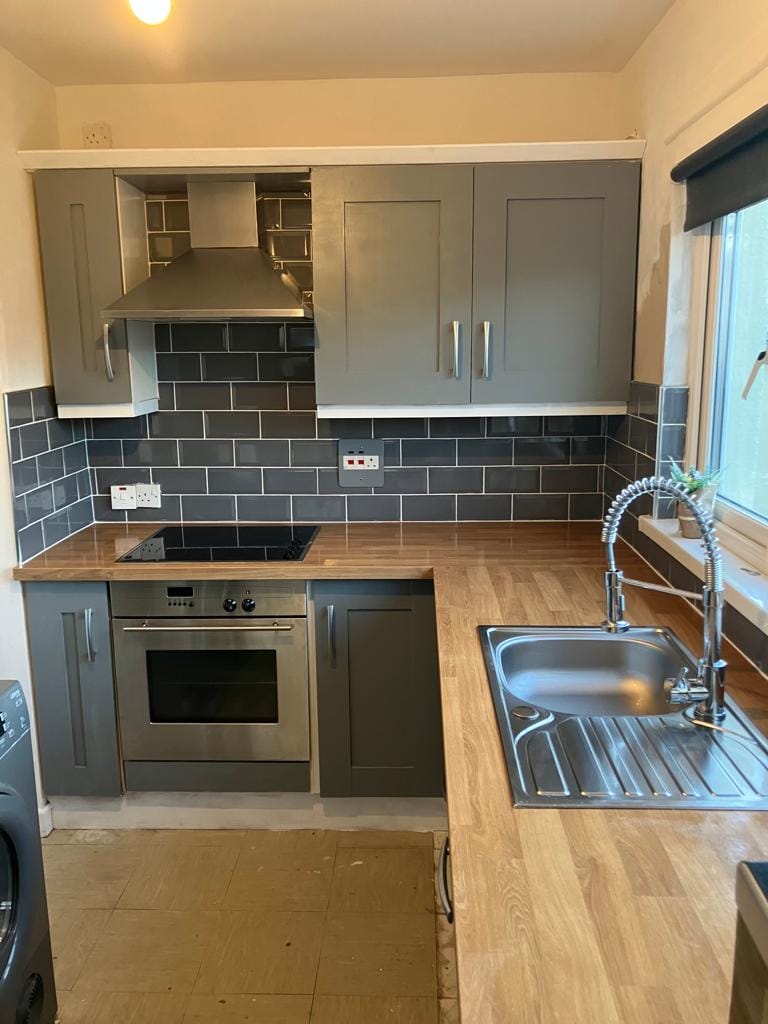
[640, 515, 768, 634]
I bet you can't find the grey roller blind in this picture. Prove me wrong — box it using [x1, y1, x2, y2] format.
[671, 104, 768, 230]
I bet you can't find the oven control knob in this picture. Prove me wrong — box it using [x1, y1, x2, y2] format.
[222, 598, 237, 613]
[241, 598, 256, 613]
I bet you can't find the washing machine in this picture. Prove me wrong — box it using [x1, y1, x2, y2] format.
[0, 681, 56, 1024]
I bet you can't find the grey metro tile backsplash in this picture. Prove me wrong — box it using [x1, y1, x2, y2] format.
[4, 324, 637, 551]
[4, 385, 93, 562]
[13, 361, 762, 679]
[603, 380, 688, 526]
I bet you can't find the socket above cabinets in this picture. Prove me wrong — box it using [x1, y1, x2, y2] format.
[337, 439, 385, 487]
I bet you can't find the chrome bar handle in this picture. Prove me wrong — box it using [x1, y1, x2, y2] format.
[83, 608, 96, 662]
[122, 623, 293, 633]
[481, 321, 491, 379]
[451, 321, 461, 379]
[103, 322, 115, 381]
[327, 604, 337, 666]
[437, 837, 454, 923]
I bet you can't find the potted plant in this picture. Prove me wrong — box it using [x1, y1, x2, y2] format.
[668, 462, 721, 538]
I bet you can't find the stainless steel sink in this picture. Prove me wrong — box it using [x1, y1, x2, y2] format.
[480, 625, 768, 810]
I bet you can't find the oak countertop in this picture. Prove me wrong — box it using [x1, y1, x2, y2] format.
[12, 520, 609, 581]
[14, 522, 768, 1022]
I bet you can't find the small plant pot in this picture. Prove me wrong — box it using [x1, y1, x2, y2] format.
[677, 502, 701, 538]
[677, 488, 715, 539]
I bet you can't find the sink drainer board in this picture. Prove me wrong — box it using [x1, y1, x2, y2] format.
[479, 625, 768, 810]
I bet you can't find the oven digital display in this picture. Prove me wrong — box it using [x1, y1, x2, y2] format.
[166, 586, 194, 598]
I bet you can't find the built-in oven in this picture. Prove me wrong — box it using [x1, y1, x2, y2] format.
[110, 581, 310, 763]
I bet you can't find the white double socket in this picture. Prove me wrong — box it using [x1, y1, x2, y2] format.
[110, 483, 162, 510]
[137, 483, 162, 508]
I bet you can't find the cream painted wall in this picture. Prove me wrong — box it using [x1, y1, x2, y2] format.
[45, 0, 768, 387]
[619, 0, 768, 385]
[0, 49, 56, 389]
[0, 45, 59, 818]
[53, 4, 768, 387]
[55, 71, 624, 148]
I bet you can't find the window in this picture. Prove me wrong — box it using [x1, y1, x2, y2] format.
[700, 196, 768, 556]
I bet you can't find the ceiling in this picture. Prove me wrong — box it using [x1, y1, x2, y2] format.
[0, 0, 675, 86]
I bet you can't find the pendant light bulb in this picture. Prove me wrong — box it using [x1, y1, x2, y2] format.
[129, 0, 172, 25]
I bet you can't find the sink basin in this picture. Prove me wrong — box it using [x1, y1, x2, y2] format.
[490, 627, 691, 718]
[480, 625, 768, 810]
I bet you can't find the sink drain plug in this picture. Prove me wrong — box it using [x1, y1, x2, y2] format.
[511, 705, 540, 720]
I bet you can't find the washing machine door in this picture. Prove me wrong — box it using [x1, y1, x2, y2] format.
[0, 789, 45, 983]
[0, 827, 16, 974]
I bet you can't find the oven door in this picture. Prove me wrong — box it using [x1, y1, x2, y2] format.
[113, 618, 309, 761]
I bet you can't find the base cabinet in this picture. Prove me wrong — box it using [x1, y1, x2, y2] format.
[314, 581, 444, 797]
[24, 582, 121, 797]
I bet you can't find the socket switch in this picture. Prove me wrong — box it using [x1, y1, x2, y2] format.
[338, 439, 385, 487]
[111, 484, 137, 510]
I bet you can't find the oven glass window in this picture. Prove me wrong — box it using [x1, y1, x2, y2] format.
[146, 650, 279, 724]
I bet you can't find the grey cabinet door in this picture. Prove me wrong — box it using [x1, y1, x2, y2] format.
[314, 581, 444, 797]
[24, 582, 121, 797]
[312, 166, 473, 405]
[34, 169, 133, 407]
[470, 161, 640, 404]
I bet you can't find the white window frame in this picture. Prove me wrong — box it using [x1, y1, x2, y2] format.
[690, 215, 768, 569]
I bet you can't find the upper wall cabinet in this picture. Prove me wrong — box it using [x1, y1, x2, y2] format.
[471, 162, 640, 404]
[34, 169, 158, 419]
[312, 161, 640, 409]
[312, 165, 474, 405]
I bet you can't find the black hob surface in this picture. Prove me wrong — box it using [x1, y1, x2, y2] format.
[118, 525, 320, 563]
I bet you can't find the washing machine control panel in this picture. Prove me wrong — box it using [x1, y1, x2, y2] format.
[0, 684, 28, 758]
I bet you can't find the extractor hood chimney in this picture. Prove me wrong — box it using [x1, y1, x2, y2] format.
[103, 180, 311, 321]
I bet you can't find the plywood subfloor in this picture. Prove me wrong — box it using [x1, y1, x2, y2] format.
[44, 828, 459, 1023]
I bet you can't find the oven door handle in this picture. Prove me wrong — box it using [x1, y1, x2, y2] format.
[121, 623, 294, 633]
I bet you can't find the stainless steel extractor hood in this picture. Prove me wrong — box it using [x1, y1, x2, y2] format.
[103, 181, 311, 321]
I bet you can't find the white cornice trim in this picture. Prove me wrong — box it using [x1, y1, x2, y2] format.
[18, 139, 646, 171]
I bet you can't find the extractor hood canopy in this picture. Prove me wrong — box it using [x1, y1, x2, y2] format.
[104, 177, 312, 321]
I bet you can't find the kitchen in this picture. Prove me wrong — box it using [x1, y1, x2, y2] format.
[0, 1, 767, 1022]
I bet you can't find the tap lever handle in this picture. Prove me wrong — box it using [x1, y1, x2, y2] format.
[665, 667, 709, 704]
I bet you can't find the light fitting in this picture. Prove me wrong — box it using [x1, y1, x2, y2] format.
[129, 0, 172, 25]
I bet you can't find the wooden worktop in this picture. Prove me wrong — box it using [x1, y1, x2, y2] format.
[15, 522, 768, 1022]
[435, 556, 767, 1024]
[12, 520, 609, 581]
